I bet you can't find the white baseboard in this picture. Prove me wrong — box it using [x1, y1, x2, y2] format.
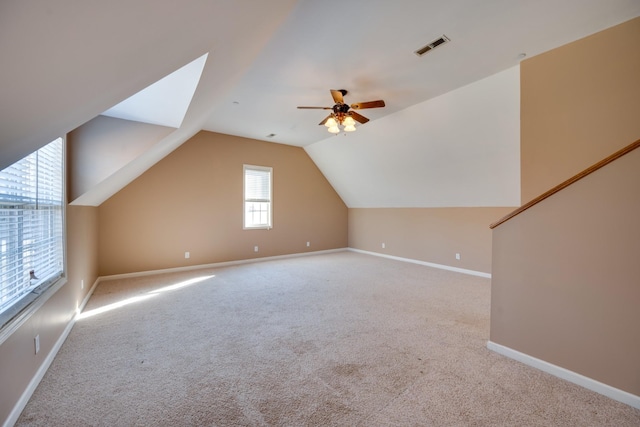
[100, 248, 349, 281]
[487, 341, 640, 410]
[4, 278, 100, 427]
[348, 248, 491, 278]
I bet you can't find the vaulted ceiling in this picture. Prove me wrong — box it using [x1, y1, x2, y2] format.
[1, 1, 638, 207]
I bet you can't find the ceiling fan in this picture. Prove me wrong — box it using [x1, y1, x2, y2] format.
[297, 89, 385, 133]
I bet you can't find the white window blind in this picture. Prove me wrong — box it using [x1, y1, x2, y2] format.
[0, 138, 64, 315]
[244, 165, 272, 229]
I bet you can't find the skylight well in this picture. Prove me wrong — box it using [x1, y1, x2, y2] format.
[102, 53, 209, 128]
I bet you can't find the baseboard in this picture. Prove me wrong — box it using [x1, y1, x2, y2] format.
[4, 278, 100, 427]
[348, 248, 491, 278]
[99, 248, 349, 281]
[487, 341, 640, 410]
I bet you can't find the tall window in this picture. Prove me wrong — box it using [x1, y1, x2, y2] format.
[0, 138, 64, 316]
[243, 165, 272, 229]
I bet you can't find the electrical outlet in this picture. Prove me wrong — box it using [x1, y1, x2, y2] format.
[34, 335, 40, 355]
[382, 243, 386, 249]
[185, 251, 190, 259]
[81, 279, 84, 290]
[456, 253, 461, 260]
[254, 246, 259, 252]
[306, 241, 310, 247]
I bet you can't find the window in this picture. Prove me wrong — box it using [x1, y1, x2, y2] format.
[0, 138, 64, 317]
[243, 165, 272, 229]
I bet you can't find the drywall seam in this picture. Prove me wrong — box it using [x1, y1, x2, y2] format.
[348, 248, 491, 278]
[487, 341, 640, 410]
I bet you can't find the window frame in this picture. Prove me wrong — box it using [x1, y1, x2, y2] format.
[0, 137, 67, 343]
[243, 164, 273, 230]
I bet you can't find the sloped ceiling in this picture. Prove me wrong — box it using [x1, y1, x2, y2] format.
[101, 54, 209, 129]
[1, 1, 639, 207]
[307, 67, 521, 208]
[0, 0, 298, 175]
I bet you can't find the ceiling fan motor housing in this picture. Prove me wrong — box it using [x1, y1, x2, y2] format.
[297, 89, 383, 126]
[333, 103, 350, 114]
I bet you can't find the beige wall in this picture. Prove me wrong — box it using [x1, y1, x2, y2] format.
[520, 17, 640, 203]
[98, 131, 348, 276]
[491, 17, 640, 398]
[349, 207, 512, 274]
[491, 147, 640, 395]
[0, 204, 99, 423]
[5, 16, 638, 423]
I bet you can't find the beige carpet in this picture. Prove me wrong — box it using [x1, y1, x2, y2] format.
[16, 252, 640, 426]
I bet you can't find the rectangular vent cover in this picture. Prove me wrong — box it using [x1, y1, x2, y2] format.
[415, 35, 450, 56]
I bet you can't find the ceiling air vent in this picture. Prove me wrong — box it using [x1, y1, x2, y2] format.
[415, 35, 450, 56]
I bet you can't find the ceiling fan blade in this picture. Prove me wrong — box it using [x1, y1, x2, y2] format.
[319, 115, 333, 126]
[298, 106, 332, 109]
[350, 100, 385, 110]
[349, 111, 369, 124]
[331, 89, 344, 104]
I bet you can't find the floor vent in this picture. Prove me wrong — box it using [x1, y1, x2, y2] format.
[415, 35, 450, 56]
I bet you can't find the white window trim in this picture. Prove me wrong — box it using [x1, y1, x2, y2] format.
[0, 137, 67, 342]
[243, 164, 272, 230]
[0, 276, 67, 346]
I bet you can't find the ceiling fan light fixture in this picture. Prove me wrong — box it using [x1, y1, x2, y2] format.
[299, 89, 385, 135]
[325, 117, 338, 127]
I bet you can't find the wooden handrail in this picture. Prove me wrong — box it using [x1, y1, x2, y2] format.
[490, 138, 640, 229]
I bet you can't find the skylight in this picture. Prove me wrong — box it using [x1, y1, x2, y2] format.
[101, 53, 208, 128]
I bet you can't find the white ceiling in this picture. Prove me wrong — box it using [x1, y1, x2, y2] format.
[1, 1, 638, 207]
[202, 0, 640, 147]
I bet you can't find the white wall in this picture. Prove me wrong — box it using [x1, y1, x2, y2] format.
[305, 66, 520, 208]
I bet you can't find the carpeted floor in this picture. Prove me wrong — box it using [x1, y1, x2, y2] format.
[16, 252, 640, 426]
